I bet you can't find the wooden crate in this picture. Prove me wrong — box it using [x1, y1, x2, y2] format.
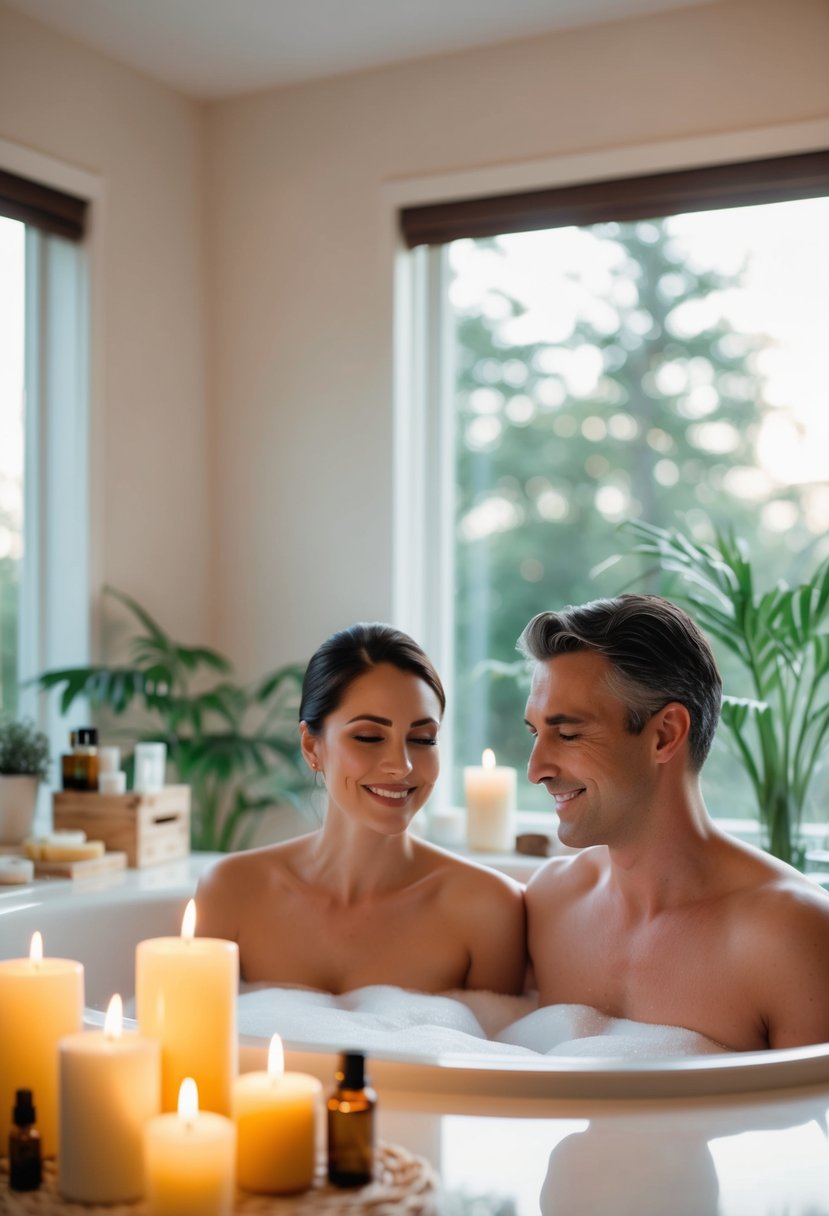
[53, 785, 191, 868]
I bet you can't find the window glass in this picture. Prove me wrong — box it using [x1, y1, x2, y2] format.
[0, 216, 24, 717]
[448, 198, 829, 816]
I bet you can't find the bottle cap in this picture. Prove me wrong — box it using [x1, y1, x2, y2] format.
[76, 727, 98, 747]
[338, 1052, 368, 1089]
[13, 1089, 36, 1126]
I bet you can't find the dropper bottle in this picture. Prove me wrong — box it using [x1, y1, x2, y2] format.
[9, 1088, 42, 1192]
[327, 1052, 376, 1187]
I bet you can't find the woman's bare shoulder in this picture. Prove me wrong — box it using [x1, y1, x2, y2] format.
[195, 833, 319, 910]
[414, 839, 523, 901]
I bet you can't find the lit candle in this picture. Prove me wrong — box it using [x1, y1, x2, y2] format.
[464, 748, 517, 852]
[144, 1077, 236, 1216]
[0, 931, 83, 1156]
[136, 899, 238, 1114]
[58, 994, 160, 1202]
[233, 1034, 322, 1193]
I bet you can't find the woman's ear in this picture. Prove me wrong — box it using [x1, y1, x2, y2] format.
[299, 721, 320, 772]
[652, 702, 691, 764]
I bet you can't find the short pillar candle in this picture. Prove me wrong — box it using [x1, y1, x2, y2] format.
[233, 1034, 322, 1193]
[136, 899, 238, 1114]
[464, 748, 517, 852]
[58, 994, 161, 1203]
[144, 1077, 236, 1216]
[0, 931, 84, 1156]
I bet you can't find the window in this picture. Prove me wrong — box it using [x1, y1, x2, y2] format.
[397, 150, 829, 829]
[0, 160, 91, 812]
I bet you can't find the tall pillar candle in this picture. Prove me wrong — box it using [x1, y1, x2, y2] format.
[59, 994, 160, 1202]
[0, 932, 84, 1155]
[144, 1077, 236, 1216]
[233, 1034, 322, 1193]
[464, 749, 517, 852]
[136, 899, 238, 1114]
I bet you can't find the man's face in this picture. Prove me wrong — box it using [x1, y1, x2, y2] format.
[523, 649, 658, 850]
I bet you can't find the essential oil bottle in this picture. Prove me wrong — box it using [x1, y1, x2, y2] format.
[9, 1088, 42, 1192]
[327, 1052, 376, 1188]
[73, 727, 99, 791]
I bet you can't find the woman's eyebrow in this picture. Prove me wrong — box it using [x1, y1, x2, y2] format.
[345, 714, 439, 728]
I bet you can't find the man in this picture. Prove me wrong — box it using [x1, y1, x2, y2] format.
[520, 593, 829, 1051]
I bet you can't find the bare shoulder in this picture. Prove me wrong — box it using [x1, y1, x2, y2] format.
[526, 846, 606, 910]
[414, 839, 523, 905]
[724, 847, 829, 1048]
[194, 833, 318, 937]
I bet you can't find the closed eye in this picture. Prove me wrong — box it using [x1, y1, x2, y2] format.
[353, 734, 384, 743]
[411, 736, 438, 746]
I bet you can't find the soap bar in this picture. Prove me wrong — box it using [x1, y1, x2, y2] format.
[24, 831, 88, 860]
[0, 856, 35, 884]
[40, 839, 105, 862]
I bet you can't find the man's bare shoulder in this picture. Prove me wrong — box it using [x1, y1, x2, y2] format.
[526, 846, 607, 907]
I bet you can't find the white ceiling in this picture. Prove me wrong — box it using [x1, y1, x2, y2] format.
[5, 0, 719, 100]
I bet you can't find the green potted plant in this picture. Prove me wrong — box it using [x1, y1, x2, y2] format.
[615, 518, 829, 867]
[38, 588, 313, 852]
[0, 716, 51, 845]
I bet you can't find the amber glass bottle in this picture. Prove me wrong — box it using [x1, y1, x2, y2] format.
[9, 1088, 42, 1192]
[326, 1052, 376, 1188]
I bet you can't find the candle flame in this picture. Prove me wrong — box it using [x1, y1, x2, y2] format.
[177, 1077, 199, 1123]
[104, 994, 123, 1039]
[180, 899, 196, 941]
[267, 1034, 285, 1078]
[29, 931, 43, 963]
[482, 748, 496, 769]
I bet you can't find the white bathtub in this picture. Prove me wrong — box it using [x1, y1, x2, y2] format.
[4, 853, 829, 1103]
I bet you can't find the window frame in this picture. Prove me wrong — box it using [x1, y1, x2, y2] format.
[389, 120, 829, 830]
[0, 139, 102, 828]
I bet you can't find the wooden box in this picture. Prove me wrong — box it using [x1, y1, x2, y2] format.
[53, 785, 191, 868]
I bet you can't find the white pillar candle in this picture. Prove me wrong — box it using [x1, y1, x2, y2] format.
[464, 748, 517, 852]
[58, 994, 161, 1202]
[0, 932, 84, 1156]
[233, 1034, 322, 1193]
[136, 899, 238, 1114]
[144, 1077, 236, 1216]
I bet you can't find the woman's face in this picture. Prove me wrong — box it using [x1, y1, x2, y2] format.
[301, 663, 442, 834]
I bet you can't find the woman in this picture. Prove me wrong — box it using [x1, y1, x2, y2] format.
[195, 623, 526, 995]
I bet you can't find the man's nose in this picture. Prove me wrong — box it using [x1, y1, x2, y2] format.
[527, 740, 558, 786]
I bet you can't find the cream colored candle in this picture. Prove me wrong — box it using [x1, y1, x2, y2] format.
[144, 1077, 236, 1216]
[136, 899, 238, 1114]
[58, 994, 161, 1202]
[464, 748, 517, 852]
[234, 1034, 322, 1193]
[0, 931, 83, 1156]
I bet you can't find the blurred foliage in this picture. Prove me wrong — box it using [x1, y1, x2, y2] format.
[615, 519, 829, 866]
[38, 588, 312, 851]
[450, 217, 828, 817]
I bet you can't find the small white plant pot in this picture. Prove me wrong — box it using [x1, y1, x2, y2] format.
[0, 775, 40, 845]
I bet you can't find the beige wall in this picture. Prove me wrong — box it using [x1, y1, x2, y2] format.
[0, 2, 211, 647]
[205, 0, 829, 674]
[2, 0, 829, 678]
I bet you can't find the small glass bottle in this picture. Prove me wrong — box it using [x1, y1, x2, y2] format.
[9, 1088, 42, 1192]
[327, 1052, 376, 1188]
[61, 730, 79, 789]
[73, 727, 99, 791]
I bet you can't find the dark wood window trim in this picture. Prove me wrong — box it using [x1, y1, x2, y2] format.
[0, 168, 88, 241]
[400, 149, 829, 248]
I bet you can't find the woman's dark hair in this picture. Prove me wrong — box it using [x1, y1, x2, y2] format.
[300, 623, 446, 734]
[517, 594, 722, 771]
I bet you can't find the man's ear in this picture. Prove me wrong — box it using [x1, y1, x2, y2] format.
[651, 702, 691, 764]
